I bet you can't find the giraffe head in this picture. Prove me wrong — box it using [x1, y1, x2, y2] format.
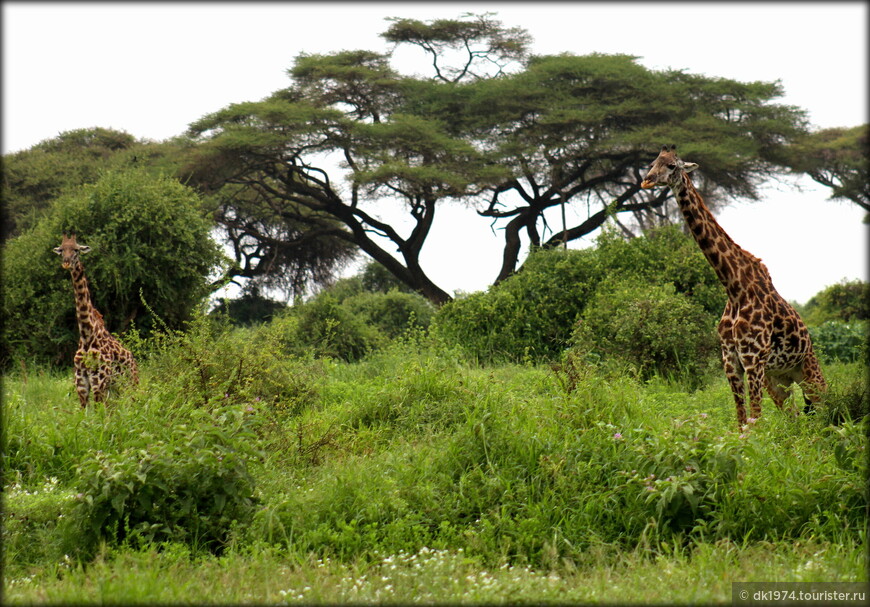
[640, 145, 699, 190]
[53, 233, 91, 270]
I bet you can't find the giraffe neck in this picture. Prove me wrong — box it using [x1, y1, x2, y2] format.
[672, 173, 746, 297]
[69, 261, 100, 343]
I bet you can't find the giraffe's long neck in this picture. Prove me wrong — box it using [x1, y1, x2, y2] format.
[69, 261, 98, 344]
[672, 173, 747, 297]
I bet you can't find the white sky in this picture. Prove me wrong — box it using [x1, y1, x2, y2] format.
[2, 1, 867, 303]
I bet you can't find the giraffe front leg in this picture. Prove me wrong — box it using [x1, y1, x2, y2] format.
[721, 347, 748, 428]
[73, 354, 90, 407]
[744, 364, 765, 422]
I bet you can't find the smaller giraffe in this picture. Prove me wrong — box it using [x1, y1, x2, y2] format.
[54, 234, 138, 407]
[641, 145, 826, 428]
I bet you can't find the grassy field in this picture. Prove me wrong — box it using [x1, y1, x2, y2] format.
[3, 325, 867, 604]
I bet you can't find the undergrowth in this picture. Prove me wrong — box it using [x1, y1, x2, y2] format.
[3, 315, 867, 602]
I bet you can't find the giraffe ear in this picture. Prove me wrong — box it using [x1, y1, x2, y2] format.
[78, 245, 92, 254]
[53, 246, 63, 255]
[682, 162, 699, 173]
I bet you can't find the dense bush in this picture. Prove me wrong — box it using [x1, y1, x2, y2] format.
[133, 311, 323, 414]
[571, 280, 720, 384]
[809, 320, 867, 363]
[433, 246, 601, 364]
[68, 409, 259, 557]
[279, 294, 384, 362]
[592, 227, 726, 317]
[2, 168, 226, 368]
[802, 279, 869, 325]
[433, 226, 725, 365]
[343, 290, 435, 338]
[272, 283, 434, 362]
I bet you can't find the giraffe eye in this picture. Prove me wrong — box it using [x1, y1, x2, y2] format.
[667, 163, 676, 169]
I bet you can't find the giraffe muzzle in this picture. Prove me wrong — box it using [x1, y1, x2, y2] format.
[640, 179, 656, 189]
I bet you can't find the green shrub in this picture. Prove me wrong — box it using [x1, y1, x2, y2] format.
[343, 290, 435, 338]
[1, 168, 226, 368]
[592, 226, 726, 317]
[432, 226, 725, 365]
[139, 312, 323, 414]
[68, 409, 259, 558]
[280, 294, 384, 362]
[572, 280, 719, 384]
[803, 279, 869, 325]
[808, 320, 867, 363]
[433, 246, 601, 364]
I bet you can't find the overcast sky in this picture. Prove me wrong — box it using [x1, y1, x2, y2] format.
[2, 2, 867, 303]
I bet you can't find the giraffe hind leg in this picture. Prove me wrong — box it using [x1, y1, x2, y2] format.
[799, 353, 827, 415]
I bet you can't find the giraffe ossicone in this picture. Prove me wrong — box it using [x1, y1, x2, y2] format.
[54, 233, 138, 407]
[640, 146, 826, 429]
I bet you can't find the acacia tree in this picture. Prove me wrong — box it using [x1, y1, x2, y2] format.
[780, 125, 869, 212]
[459, 54, 810, 281]
[183, 14, 810, 303]
[183, 18, 518, 304]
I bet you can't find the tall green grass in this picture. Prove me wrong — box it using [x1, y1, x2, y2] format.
[3, 319, 867, 603]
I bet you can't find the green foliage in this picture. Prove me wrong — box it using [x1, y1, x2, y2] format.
[572, 280, 720, 384]
[433, 226, 724, 366]
[803, 279, 869, 325]
[2, 168, 226, 367]
[782, 125, 869, 211]
[68, 409, 259, 557]
[271, 267, 435, 361]
[1, 128, 137, 241]
[809, 320, 867, 364]
[433, 246, 601, 364]
[592, 227, 727, 317]
[343, 291, 435, 339]
[279, 294, 384, 362]
[210, 290, 288, 326]
[138, 312, 323, 415]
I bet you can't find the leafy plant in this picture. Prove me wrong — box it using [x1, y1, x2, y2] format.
[343, 290, 435, 339]
[68, 409, 259, 557]
[571, 280, 719, 384]
[808, 320, 867, 363]
[802, 279, 869, 325]
[278, 294, 384, 362]
[2, 168, 226, 368]
[433, 246, 601, 364]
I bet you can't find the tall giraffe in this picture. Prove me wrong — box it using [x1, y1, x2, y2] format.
[54, 233, 138, 407]
[641, 145, 826, 428]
